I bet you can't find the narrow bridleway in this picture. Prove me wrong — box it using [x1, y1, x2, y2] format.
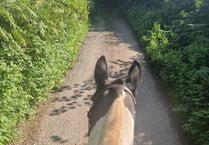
[12, 11, 188, 145]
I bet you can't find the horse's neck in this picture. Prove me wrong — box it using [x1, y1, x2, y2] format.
[88, 95, 134, 145]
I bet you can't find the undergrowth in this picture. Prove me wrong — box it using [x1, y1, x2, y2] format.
[119, 0, 209, 144]
[0, 0, 92, 144]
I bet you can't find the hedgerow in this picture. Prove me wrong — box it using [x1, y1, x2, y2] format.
[0, 0, 91, 144]
[119, 0, 209, 144]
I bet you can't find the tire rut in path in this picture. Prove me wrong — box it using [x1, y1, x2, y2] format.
[11, 12, 188, 145]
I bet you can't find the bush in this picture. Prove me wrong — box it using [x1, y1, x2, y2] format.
[121, 0, 209, 144]
[127, 6, 161, 44]
[0, 0, 90, 144]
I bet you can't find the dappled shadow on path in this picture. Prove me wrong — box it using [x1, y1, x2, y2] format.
[51, 136, 68, 144]
[49, 76, 95, 116]
[109, 55, 144, 79]
[48, 54, 144, 117]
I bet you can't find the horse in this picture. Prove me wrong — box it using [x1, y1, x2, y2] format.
[87, 56, 141, 145]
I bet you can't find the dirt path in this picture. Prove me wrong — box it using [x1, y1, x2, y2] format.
[11, 11, 188, 145]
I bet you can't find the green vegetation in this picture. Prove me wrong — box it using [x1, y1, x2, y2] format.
[0, 0, 91, 144]
[119, 0, 209, 144]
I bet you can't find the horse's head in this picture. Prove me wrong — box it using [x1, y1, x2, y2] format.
[87, 55, 141, 137]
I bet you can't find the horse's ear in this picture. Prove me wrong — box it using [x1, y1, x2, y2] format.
[94, 56, 108, 89]
[126, 61, 141, 94]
